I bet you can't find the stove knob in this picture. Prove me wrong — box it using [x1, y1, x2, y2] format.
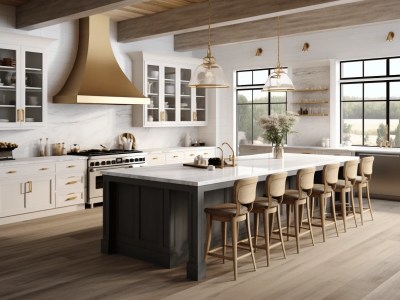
[106, 161, 111, 165]
[139, 158, 144, 162]
[90, 162, 95, 167]
[135, 158, 139, 162]
[101, 161, 106, 166]
[130, 158, 134, 162]
[112, 160, 116, 164]
[125, 159, 129, 163]
[95, 162, 100, 166]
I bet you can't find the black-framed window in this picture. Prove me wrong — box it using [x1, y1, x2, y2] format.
[236, 68, 287, 145]
[340, 57, 400, 147]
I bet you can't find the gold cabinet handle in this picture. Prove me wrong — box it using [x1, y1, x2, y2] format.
[193, 112, 197, 121]
[160, 111, 165, 121]
[189, 154, 195, 157]
[173, 155, 179, 158]
[40, 167, 49, 171]
[25, 181, 32, 193]
[7, 170, 17, 174]
[21, 109, 25, 122]
[203, 153, 209, 155]
[66, 196, 77, 201]
[66, 180, 78, 185]
[67, 165, 76, 168]
[152, 157, 158, 160]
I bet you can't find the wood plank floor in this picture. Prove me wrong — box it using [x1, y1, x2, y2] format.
[1, 200, 400, 300]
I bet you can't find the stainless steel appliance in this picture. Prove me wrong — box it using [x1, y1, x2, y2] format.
[69, 149, 146, 207]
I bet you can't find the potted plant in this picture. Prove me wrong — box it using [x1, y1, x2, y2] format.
[258, 112, 298, 158]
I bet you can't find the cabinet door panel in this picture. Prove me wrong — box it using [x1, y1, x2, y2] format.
[26, 175, 55, 211]
[0, 180, 26, 217]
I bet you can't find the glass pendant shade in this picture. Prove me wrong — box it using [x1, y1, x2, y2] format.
[263, 16, 294, 92]
[189, 0, 229, 88]
[189, 52, 229, 88]
[263, 67, 295, 92]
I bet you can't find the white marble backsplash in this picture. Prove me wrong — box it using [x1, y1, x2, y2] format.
[0, 103, 199, 158]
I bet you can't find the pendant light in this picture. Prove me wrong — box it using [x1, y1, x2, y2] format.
[263, 16, 295, 92]
[188, 0, 228, 88]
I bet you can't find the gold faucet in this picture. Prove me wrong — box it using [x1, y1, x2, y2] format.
[217, 146, 224, 168]
[222, 142, 236, 166]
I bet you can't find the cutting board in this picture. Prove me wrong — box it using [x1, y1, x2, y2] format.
[183, 163, 208, 169]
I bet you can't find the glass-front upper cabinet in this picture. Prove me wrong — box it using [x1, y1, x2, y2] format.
[0, 44, 46, 129]
[0, 46, 17, 127]
[130, 52, 207, 127]
[24, 51, 43, 125]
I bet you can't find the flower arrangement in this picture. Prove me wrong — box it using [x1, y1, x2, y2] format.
[258, 112, 298, 146]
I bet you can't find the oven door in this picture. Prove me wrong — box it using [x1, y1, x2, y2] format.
[88, 165, 135, 201]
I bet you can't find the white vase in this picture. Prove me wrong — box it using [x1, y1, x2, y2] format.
[272, 145, 284, 159]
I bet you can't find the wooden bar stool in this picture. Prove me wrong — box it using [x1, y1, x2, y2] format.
[252, 172, 288, 267]
[356, 156, 375, 225]
[310, 163, 340, 242]
[282, 167, 316, 254]
[335, 160, 359, 232]
[204, 177, 258, 280]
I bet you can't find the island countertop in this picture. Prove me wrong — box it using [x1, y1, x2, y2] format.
[102, 153, 358, 186]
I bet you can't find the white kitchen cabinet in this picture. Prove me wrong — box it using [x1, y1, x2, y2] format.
[130, 52, 207, 127]
[146, 147, 217, 166]
[55, 160, 86, 207]
[0, 43, 47, 129]
[0, 168, 55, 217]
[0, 157, 86, 224]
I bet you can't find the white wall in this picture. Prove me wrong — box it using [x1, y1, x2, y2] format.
[193, 20, 400, 149]
[0, 5, 201, 158]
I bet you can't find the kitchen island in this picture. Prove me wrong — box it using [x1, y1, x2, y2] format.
[101, 153, 358, 281]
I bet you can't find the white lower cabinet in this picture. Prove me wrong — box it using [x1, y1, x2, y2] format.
[0, 173, 54, 217]
[146, 147, 217, 166]
[0, 157, 86, 224]
[55, 160, 86, 207]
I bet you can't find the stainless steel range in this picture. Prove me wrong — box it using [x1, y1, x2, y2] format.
[69, 149, 146, 208]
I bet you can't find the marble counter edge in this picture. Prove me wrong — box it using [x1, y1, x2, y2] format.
[0, 156, 88, 166]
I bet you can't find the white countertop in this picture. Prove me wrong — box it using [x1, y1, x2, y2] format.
[140, 146, 216, 153]
[0, 155, 87, 167]
[102, 153, 358, 187]
[242, 144, 400, 155]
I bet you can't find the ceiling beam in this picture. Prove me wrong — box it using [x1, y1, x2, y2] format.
[174, 0, 400, 51]
[16, 0, 143, 30]
[117, 0, 357, 43]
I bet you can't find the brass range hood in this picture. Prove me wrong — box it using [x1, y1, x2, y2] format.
[54, 15, 149, 105]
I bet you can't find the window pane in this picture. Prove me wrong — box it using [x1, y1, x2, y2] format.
[237, 71, 252, 86]
[237, 105, 253, 144]
[253, 89, 268, 103]
[389, 58, 400, 76]
[253, 104, 269, 144]
[364, 102, 386, 146]
[342, 84, 362, 101]
[364, 82, 386, 100]
[271, 104, 286, 115]
[237, 90, 252, 104]
[271, 92, 286, 103]
[342, 102, 362, 145]
[253, 70, 268, 85]
[364, 59, 386, 77]
[390, 101, 400, 147]
[341, 61, 362, 78]
[390, 82, 400, 100]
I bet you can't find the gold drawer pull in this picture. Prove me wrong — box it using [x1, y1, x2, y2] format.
[173, 155, 179, 158]
[40, 167, 49, 171]
[67, 165, 76, 168]
[189, 154, 195, 156]
[7, 170, 17, 174]
[152, 157, 158, 160]
[66, 196, 77, 201]
[66, 180, 78, 185]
